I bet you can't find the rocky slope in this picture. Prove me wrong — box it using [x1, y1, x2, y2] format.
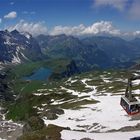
[36, 34, 140, 70]
[1, 69, 140, 139]
[36, 34, 112, 70]
[0, 29, 139, 70]
[0, 30, 43, 64]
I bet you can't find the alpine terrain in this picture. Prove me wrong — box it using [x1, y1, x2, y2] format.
[1, 0, 140, 139]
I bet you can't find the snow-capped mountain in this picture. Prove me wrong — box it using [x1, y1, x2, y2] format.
[0, 30, 43, 64]
[0, 29, 139, 70]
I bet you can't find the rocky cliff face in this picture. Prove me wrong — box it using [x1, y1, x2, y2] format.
[61, 60, 80, 77]
[36, 34, 111, 70]
[0, 30, 43, 64]
[49, 59, 80, 80]
[0, 72, 14, 102]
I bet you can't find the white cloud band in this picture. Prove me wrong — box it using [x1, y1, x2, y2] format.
[51, 21, 120, 36]
[8, 20, 48, 36]
[6, 20, 140, 39]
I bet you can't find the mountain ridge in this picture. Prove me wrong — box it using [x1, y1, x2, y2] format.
[0, 29, 43, 64]
[0, 30, 140, 72]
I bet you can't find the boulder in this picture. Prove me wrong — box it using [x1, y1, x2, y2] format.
[44, 108, 64, 120]
[23, 116, 45, 134]
[47, 108, 64, 115]
[44, 112, 58, 120]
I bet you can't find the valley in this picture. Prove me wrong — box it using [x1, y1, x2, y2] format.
[1, 0, 140, 139]
[1, 65, 140, 139]
[0, 30, 140, 140]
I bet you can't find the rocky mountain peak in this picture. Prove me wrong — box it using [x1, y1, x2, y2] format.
[0, 29, 43, 64]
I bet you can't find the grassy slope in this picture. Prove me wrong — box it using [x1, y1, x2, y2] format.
[6, 62, 140, 121]
[6, 67, 133, 121]
[4, 64, 140, 139]
[8, 58, 71, 79]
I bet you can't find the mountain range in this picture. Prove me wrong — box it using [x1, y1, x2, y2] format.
[0, 29, 140, 71]
[0, 30, 43, 64]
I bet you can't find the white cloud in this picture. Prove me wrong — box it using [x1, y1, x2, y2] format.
[93, 0, 140, 20]
[50, 24, 86, 36]
[8, 20, 120, 37]
[50, 21, 120, 36]
[133, 31, 140, 37]
[82, 21, 120, 36]
[50, 21, 140, 39]
[7, 20, 48, 36]
[94, 0, 128, 11]
[0, 18, 2, 23]
[121, 30, 140, 40]
[6, 20, 140, 39]
[4, 11, 17, 19]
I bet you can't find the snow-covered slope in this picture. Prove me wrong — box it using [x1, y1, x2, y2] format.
[61, 130, 140, 140]
[30, 70, 140, 139]
[3, 70, 140, 140]
[43, 84, 140, 132]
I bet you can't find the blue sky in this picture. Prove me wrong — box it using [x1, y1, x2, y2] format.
[0, 0, 140, 37]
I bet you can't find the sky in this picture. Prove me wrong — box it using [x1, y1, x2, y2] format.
[0, 0, 140, 38]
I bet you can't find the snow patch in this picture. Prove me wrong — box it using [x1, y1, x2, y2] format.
[4, 41, 16, 46]
[0, 138, 6, 140]
[33, 92, 50, 96]
[12, 54, 21, 64]
[71, 79, 78, 83]
[37, 89, 48, 92]
[21, 52, 29, 60]
[43, 89, 140, 132]
[81, 78, 95, 89]
[61, 86, 80, 96]
[132, 79, 140, 85]
[21, 32, 31, 39]
[11, 46, 22, 64]
[61, 130, 140, 140]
